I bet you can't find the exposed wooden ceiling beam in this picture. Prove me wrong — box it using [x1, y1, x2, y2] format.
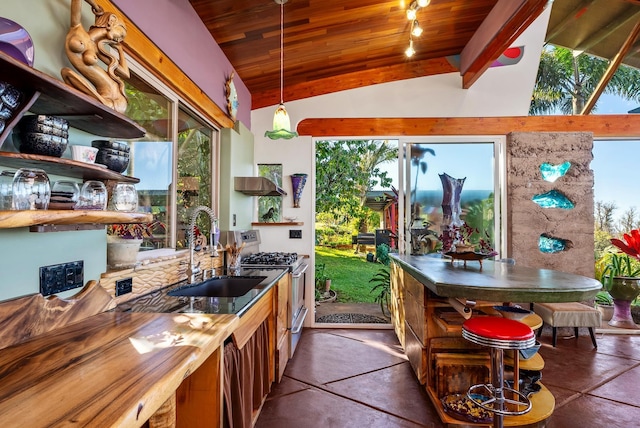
[581, 18, 640, 114]
[297, 115, 640, 138]
[460, 0, 549, 88]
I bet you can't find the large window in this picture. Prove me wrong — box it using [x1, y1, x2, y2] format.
[120, 61, 219, 251]
[401, 138, 504, 256]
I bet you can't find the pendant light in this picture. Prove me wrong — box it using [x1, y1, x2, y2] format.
[265, 0, 298, 140]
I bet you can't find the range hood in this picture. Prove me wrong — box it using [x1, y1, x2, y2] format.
[234, 177, 287, 196]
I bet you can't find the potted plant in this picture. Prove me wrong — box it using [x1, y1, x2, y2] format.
[106, 222, 158, 268]
[599, 229, 640, 329]
[315, 263, 334, 301]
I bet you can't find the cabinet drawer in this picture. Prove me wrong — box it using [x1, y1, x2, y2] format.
[276, 278, 289, 342]
[276, 334, 290, 383]
[404, 321, 427, 384]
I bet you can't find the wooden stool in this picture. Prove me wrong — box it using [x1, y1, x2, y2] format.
[532, 302, 601, 348]
[462, 317, 536, 428]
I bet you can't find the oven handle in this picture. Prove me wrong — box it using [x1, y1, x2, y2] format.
[290, 306, 308, 334]
[292, 262, 309, 278]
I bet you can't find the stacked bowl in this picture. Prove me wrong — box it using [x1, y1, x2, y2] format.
[13, 115, 69, 157]
[92, 140, 130, 173]
[0, 81, 23, 135]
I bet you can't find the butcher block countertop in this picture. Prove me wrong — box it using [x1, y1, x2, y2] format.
[0, 311, 239, 427]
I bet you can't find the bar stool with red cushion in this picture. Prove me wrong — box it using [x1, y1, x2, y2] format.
[462, 317, 536, 428]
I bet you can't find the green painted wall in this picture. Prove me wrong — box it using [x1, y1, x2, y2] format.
[0, 2, 117, 300]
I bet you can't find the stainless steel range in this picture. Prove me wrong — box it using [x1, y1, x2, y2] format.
[235, 232, 309, 359]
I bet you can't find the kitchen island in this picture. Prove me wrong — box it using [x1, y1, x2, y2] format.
[390, 254, 602, 427]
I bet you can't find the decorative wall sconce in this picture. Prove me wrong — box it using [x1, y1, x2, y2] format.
[290, 173, 307, 208]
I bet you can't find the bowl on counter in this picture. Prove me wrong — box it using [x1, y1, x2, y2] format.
[70, 145, 98, 164]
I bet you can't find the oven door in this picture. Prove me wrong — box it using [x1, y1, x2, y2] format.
[289, 261, 308, 358]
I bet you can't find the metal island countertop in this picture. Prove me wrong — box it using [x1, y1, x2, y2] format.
[115, 268, 288, 317]
[391, 254, 602, 303]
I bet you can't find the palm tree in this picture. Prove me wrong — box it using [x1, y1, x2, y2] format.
[530, 46, 640, 115]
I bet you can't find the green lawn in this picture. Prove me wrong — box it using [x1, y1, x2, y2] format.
[315, 246, 383, 303]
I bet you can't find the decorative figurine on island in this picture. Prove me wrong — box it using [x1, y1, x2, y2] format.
[438, 172, 496, 266]
[62, 0, 129, 114]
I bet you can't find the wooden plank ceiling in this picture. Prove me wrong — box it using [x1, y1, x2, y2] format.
[189, 0, 549, 110]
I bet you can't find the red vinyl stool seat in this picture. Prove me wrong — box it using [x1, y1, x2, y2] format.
[462, 317, 536, 428]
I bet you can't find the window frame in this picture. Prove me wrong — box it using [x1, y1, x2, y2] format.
[125, 55, 220, 251]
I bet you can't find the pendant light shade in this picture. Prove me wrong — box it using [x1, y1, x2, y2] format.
[265, 0, 298, 140]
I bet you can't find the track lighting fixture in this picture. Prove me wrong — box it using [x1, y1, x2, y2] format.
[404, 0, 430, 58]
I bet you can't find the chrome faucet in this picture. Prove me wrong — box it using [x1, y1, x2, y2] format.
[187, 205, 221, 284]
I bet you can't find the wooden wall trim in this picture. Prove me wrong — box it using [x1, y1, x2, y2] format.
[96, 0, 234, 129]
[296, 115, 640, 138]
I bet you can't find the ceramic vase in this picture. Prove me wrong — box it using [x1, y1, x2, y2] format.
[439, 173, 466, 227]
[607, 277, 640, 329]
[290, 173, 307, 208]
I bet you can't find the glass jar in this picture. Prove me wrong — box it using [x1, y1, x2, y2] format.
[51, 180, 80, 206]
[110, 183, 138, 211]
[76, 180, 107, 210]
[12, 168, 50, 210]
[0, 170, 16, 210]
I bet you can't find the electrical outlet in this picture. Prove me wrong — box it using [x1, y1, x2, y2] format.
[289, 229, 302, 239]
[115, 277, 133, 296]
[39, 261, 84, 296]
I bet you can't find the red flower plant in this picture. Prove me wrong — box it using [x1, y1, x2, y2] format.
[610, 229, 640, 260]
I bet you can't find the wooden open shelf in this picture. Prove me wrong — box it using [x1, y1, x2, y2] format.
[0, 210, 152, 229]
[0, 51, 145, 145]
[0, 152, 139, 183]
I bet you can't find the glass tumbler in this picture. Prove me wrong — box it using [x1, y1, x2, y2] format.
[110, 183, 138, 211]
[0, 170, 16, 210]
[77, 180, 107, 210]
[12, 168, 50, 210]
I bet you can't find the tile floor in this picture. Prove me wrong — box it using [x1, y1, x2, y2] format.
[255, 326, 640, 427]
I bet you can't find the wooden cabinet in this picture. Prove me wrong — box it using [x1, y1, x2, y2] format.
[0, 52, 151, 229]
[274, 275, 290, 382]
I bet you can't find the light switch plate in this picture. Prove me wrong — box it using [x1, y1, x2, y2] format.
[115, 277, 133, 296]
[289, 229, 302, 239]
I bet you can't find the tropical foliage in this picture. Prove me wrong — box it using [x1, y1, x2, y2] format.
[316, 140, 396, 226]
[530, 46, 640, 115]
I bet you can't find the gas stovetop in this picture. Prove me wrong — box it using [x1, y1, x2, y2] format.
[241, 252, 299, 267]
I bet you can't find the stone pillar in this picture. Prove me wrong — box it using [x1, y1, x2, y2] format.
[507, 132, 594, 277]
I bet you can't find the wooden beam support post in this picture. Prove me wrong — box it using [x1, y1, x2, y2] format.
[460, 0, 549, 89]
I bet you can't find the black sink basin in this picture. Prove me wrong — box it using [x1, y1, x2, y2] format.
[167, 276, 267, 298]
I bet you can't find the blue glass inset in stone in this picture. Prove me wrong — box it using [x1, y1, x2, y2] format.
[538, 234, 573, 253]
[540, 161, 571, 182]
[532, 190, 574, 209]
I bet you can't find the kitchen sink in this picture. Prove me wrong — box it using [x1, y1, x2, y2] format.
[167, 276, 267, 298]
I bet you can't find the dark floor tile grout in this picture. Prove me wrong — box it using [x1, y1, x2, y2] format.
[258, 329, 640, 427]
[278, 369, 430, 427]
